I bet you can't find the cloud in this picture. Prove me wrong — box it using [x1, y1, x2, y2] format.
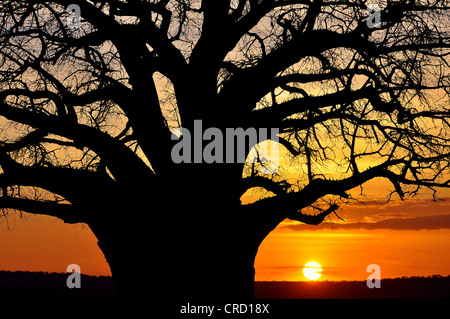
[285, 214, 450, 231]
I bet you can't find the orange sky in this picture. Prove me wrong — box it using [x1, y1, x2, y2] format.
[256, 212, 450, 282]
[0, 214, 111, 276]
[255, 178, 450, 282]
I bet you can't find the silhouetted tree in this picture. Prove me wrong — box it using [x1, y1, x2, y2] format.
[1, 0, 449, 301]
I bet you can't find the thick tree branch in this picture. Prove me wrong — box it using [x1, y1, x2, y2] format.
[286, 203, 339, 225]
[241, 176, 291, 196]
[0, 160, 114, 203]
[0, 101, 153, 183]
[0, 197, 81, 224]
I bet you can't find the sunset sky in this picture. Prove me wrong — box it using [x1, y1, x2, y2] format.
[1, 176, 450, 282]
[255, 178, 450, 282]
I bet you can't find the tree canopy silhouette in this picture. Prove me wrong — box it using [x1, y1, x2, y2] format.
[0, 0, 450, 300]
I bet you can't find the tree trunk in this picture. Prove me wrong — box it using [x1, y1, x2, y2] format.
[87, 167, 274, 303]
[90, 205, 261, 301]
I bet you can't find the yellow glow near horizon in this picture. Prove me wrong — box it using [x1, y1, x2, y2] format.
[303, 261, 322, 280]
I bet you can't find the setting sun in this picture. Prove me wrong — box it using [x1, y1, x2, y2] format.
[303, 262, 322, 281]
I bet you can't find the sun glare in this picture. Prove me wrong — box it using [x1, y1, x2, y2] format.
[303, 262, 322, 280]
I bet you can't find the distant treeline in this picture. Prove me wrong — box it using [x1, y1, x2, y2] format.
[255, 275, 450, 299]
[0, 271, 449, 299]
[0, 270, 115, 299]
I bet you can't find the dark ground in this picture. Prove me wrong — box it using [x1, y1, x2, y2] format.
[0, 271, 449, 299]
[254, 275, 450, 299]
[0, 270, 116, 299]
